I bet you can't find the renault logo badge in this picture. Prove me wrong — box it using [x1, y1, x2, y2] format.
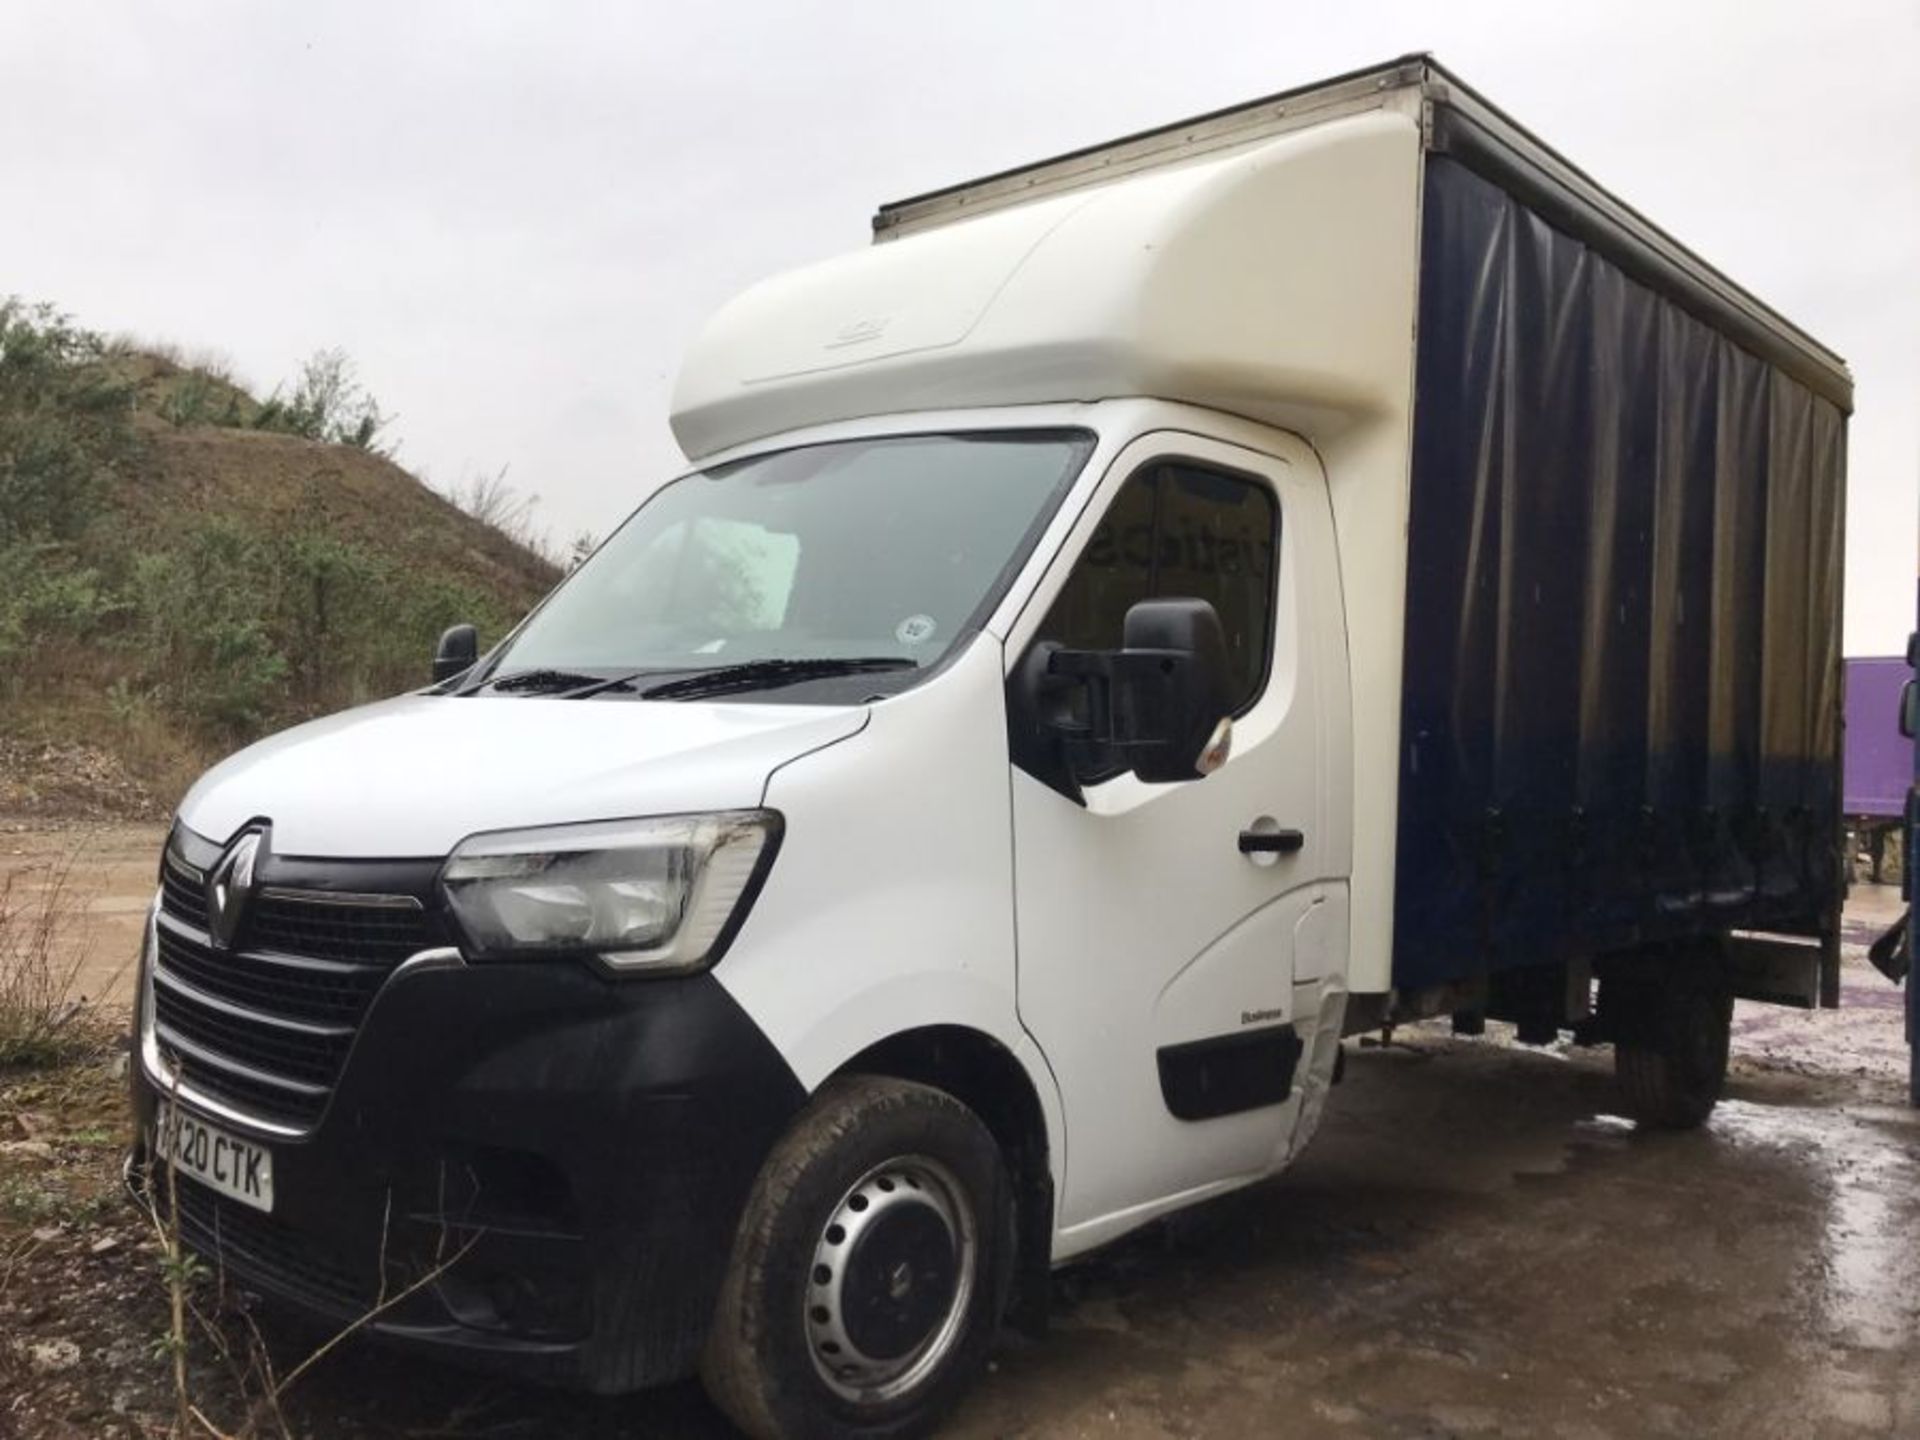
[206, 831, 263, 951]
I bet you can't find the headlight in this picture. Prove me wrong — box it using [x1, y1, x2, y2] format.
[440, 811, 781, 975]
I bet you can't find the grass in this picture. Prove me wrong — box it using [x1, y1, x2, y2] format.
[0, 852, 98, 1069]
[0, 1171, 120, 1227]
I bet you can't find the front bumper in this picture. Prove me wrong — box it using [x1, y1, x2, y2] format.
[131, 952, 805, 1393]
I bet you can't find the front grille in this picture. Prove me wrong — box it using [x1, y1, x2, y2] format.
[154, 927, 374, 1025]
[247, 894, 437, 965]
[160, 857, 209, 931]
[152, 981, 348, 1089]
[151, 857, 438, 1130]
[174, 1181, 374, 1314]
[167, 1061, 336, 1132]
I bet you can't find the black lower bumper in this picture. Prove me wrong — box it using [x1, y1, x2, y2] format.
[130, 959, 806, 1393]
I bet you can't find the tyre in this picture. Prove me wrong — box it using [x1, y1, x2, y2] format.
[701, 1075, 1013, 1440]
[1612, 968, 1733, 1130]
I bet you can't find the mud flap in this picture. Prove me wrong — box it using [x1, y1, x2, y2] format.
[1869, 910, 1909, 985]
[1727, 934, 1826, 1009]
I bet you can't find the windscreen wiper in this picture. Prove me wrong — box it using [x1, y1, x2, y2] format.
[477, 667, 608, 695]
[638, 657, 917, 701]
[556, 667, 690, 700]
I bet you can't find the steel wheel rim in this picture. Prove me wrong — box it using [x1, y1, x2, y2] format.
[803, 1154, 978, 1405]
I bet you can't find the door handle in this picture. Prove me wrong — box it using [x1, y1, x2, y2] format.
[1238, 828, 1305, 855]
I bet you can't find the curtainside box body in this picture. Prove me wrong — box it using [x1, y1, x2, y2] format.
[1394, 152, 1848, 1000]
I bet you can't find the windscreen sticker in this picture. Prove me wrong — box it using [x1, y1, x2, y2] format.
[896, 614, 937, 646]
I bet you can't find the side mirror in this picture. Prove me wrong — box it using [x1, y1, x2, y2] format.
[1115, 598, 1235, 783]
[1016, 598, 1234, 799]
[433, 623, 479, 684]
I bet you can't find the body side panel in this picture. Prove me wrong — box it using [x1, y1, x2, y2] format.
[714, 637, 1065, 1175]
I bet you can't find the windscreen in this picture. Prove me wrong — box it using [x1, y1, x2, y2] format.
[477, 430, 1093, 701]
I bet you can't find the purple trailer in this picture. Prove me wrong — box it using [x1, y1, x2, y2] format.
[1846, 656, 1909, 882]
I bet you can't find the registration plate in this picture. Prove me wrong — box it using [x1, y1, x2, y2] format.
[154, 1101, 274, 1213]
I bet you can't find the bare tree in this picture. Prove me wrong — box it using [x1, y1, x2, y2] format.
[444, 466, 564, 566]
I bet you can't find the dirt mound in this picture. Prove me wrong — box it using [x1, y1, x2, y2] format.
[0, 741, 160, 822]
[2, 308, 563, 820]
[3, 391, 560, 820]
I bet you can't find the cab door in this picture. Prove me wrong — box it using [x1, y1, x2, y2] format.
[1006, 430, 1344, 1244]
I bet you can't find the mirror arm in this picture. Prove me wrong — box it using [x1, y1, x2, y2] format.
[1047, 648, 1192, 751]
[1042, 649, 1109, 744]
[1008, 642, 1089, 805]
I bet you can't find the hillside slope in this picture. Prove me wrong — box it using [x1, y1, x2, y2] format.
[129, 418, 556, 605]
[0, 304, 561, 816]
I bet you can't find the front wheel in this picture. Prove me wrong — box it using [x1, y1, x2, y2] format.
[701, 1075, 1012, 1440]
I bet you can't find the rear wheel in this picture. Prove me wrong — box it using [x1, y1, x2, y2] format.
[1611, 965, 1733, 1130]
[701, 1075, 1011, 1440]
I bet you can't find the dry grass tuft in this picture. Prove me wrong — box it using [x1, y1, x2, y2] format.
[0, 850, 99, 1068]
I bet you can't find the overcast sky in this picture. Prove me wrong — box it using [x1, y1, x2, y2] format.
[6, 0, 1916, 650]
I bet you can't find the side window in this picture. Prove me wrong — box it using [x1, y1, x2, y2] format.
[1029, 469, 1156, 660]
[1035, 461, 1278, 711]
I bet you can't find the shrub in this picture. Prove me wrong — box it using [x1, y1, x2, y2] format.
[0, 542, 112, 677]
[128, 523, 292, 735]
[0, 298, 134, 543]
[253, 347, 388, 450]
[155, 365, 247, 428]
[119, 515, 531, 740]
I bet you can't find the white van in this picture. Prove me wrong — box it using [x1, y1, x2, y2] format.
[132, 56, 1850, 1439]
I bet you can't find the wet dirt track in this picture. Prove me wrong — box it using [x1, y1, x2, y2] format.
[953, 1041, 1920, 1439]
[8, 823, 1919, 1436]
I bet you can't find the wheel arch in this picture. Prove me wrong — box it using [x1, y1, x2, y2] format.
[833, 1024, 1059, 1332]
